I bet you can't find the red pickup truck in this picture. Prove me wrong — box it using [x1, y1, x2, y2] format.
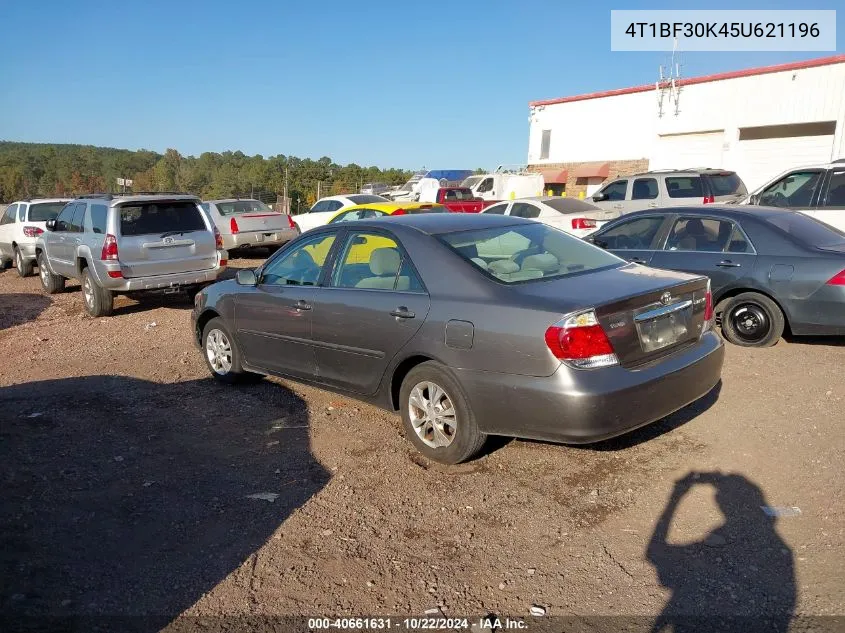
[434, 187, 499, 213]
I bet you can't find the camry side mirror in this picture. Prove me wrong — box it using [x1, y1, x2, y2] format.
[45, 219, 56, 231]
[236, 269, 257, 286]
[592, 193, 608, 202]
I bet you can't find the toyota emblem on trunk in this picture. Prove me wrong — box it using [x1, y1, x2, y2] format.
[660, 292, 672, 305]
[163, 237, 174, 244]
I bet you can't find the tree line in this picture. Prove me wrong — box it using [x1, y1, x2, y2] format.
[0, 142, 414, 212]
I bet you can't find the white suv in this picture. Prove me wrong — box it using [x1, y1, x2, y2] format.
[0, 198, 71, 276]
[741, 159, 845, 232]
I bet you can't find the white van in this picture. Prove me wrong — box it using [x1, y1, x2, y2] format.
[461, 172, 544, 201]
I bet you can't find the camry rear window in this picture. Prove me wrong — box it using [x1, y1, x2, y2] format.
[215, 200, 272, 215]
[440, 223, 621, 284]
[704, 173, 747, 196]
[119, 201, 206, 236]
[28, 202, 68, 222]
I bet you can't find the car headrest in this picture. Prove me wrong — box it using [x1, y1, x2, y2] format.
[684, 218, 706, 235]
[369, 247, 401, 276]
[522, 253, 559, 272]
[488, 259, 519, 275]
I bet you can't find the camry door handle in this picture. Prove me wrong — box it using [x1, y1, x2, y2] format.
[716, 260, 741, 268]
[648, 202, 659, 208]
[294, 300, 312, 311]
[630, 257, 647, 264]
[390, 306, 415, 319]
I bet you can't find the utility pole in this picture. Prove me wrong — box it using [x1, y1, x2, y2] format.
[317, 181, 321, 200]
[283, 167, 289, 214]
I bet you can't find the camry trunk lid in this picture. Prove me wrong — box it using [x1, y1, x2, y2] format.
[117, 200, 217, 278]
[515, 264, 710, 368]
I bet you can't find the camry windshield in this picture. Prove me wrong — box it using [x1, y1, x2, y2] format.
[440, 223, 621, 283]
[28, 202, 68, 222]
[215, 200, 272, 215]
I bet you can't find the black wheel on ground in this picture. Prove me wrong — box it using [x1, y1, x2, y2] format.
[81, 268, 113, 317]
[399, 361, 486, 464]
[37, 252, 65, 294]
[0, 257, 12, 270]
[201, 317, 262, 384]
[15, 248, 34, 277]
[720, 292, 784, 348]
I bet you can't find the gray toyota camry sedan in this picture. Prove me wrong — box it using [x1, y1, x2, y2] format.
[192, 214, 724, 464]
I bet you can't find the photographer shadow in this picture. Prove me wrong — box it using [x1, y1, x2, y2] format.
[647, 472, 795, 633]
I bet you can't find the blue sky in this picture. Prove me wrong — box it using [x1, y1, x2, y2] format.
[0, 0, 842, 169]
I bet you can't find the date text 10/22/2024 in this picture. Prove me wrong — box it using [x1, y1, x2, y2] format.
[307, 617, 529, 630]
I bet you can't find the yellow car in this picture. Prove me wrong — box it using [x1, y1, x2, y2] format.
[301, 202, 447, 265]
[327, 201, 447, 224]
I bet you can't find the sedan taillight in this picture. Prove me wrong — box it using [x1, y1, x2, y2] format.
[571, 218, 597, 230]
[544, 310, 618, 369]
[826, 269, 845, 286]
[23, 226, 43, 237]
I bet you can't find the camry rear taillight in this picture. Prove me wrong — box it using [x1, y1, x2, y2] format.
[544, 310, 618, 369]
[703, 195, 715, 204]
[571, 218, 597, 230]
[392, 208, 406, 216]
[213, 226, 223, 249]
[101, 234, 119, 261]
[23, 226, 43, 237]
[826, 269, 845, 286]
[703, 280, 714, 331]
[230, 217, 240, 234]
[287, 214, 296, 229]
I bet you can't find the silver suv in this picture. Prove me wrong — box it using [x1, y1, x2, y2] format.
[590, 169, 747, 215]
[35, 193, 226, 317]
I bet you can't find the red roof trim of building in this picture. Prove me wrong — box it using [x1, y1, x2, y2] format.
[529, 55, 845, 108]
[539, 168, 568, 183]
[574, 163, 610, 179]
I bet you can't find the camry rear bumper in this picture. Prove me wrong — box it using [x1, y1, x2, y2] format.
[455, 331, 724, 443]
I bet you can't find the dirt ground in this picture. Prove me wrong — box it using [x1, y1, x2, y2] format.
[1, 254, 843, 631]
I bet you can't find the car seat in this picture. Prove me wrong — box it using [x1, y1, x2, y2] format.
[355, 247, 403, 290]
[675, 218, 708, 250]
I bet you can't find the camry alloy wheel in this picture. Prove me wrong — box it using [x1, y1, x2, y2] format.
[15, 250, 22, 270]
[39, 260, 49, 284]
[408, 381, 457, 448]
[205, 328, 233, 375]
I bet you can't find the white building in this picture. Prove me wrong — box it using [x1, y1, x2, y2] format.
[527, 55, 845, 197]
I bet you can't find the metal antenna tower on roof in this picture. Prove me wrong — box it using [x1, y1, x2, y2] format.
[656, 38, 683, 117]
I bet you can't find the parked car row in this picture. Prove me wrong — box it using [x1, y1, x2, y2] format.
[3, 178, 842, 465]
[587, 159, 845, 234]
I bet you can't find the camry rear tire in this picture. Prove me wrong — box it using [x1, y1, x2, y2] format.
[38, 253, 65, 294]
[720, 292, 784, 348]
[202, 317, 262, 384]
[399, 361, 485, 464]
[15, 248, 34, 277]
